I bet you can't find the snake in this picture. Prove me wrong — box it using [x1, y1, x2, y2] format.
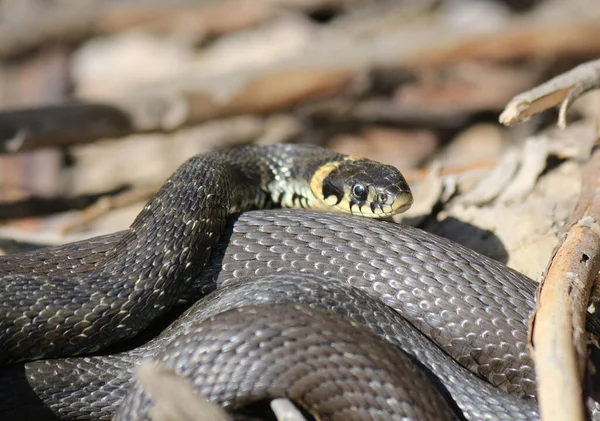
[0, 144, 411, 364]
[0, 144, 598, 420]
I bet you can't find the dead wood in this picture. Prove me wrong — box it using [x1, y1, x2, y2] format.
[0, 68, 356, 153]
[502, 59, 600, 421]
[0, 1, 273, 58]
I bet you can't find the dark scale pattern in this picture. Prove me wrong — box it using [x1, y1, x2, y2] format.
[0, 145, 349, 364]
[114, 305, 460, 421]
[159, 275, 540, 421]
[196, 210, 539, 398]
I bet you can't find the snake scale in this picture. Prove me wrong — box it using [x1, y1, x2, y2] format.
[0, 144, 599, 420]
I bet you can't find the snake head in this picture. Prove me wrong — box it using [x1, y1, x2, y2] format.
[310, 158, 413, 218]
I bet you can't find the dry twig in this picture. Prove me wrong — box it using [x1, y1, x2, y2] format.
[500, 59, 600, 128]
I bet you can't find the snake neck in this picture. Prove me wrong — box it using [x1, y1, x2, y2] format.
[253, 144, 348, 210]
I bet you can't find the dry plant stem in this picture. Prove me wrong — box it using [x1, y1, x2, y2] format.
[531, 140, 600, 421]
[500, 59, 600, 127]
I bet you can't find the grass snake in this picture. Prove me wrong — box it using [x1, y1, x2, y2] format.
[0, 144, 599, 420]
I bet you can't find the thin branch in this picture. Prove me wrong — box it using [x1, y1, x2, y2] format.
[500, 59, 600, 127]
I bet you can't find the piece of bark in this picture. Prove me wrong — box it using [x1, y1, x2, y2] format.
[497, 135, 549, 202]
[456, 147, 521, 206]
[500, 59, 600, 127]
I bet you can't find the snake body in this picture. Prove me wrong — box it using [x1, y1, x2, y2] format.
[0, 145, 598, 419]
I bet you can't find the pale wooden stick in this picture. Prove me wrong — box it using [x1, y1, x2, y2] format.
[500, 59, 600, 128]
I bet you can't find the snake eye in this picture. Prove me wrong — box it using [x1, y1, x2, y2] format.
[352, 183, 368, 201]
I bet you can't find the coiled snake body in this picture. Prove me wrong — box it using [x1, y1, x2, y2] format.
[0, 145, 597, 420]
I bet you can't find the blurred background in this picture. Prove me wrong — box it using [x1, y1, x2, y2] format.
[0, 0, 599, 278]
